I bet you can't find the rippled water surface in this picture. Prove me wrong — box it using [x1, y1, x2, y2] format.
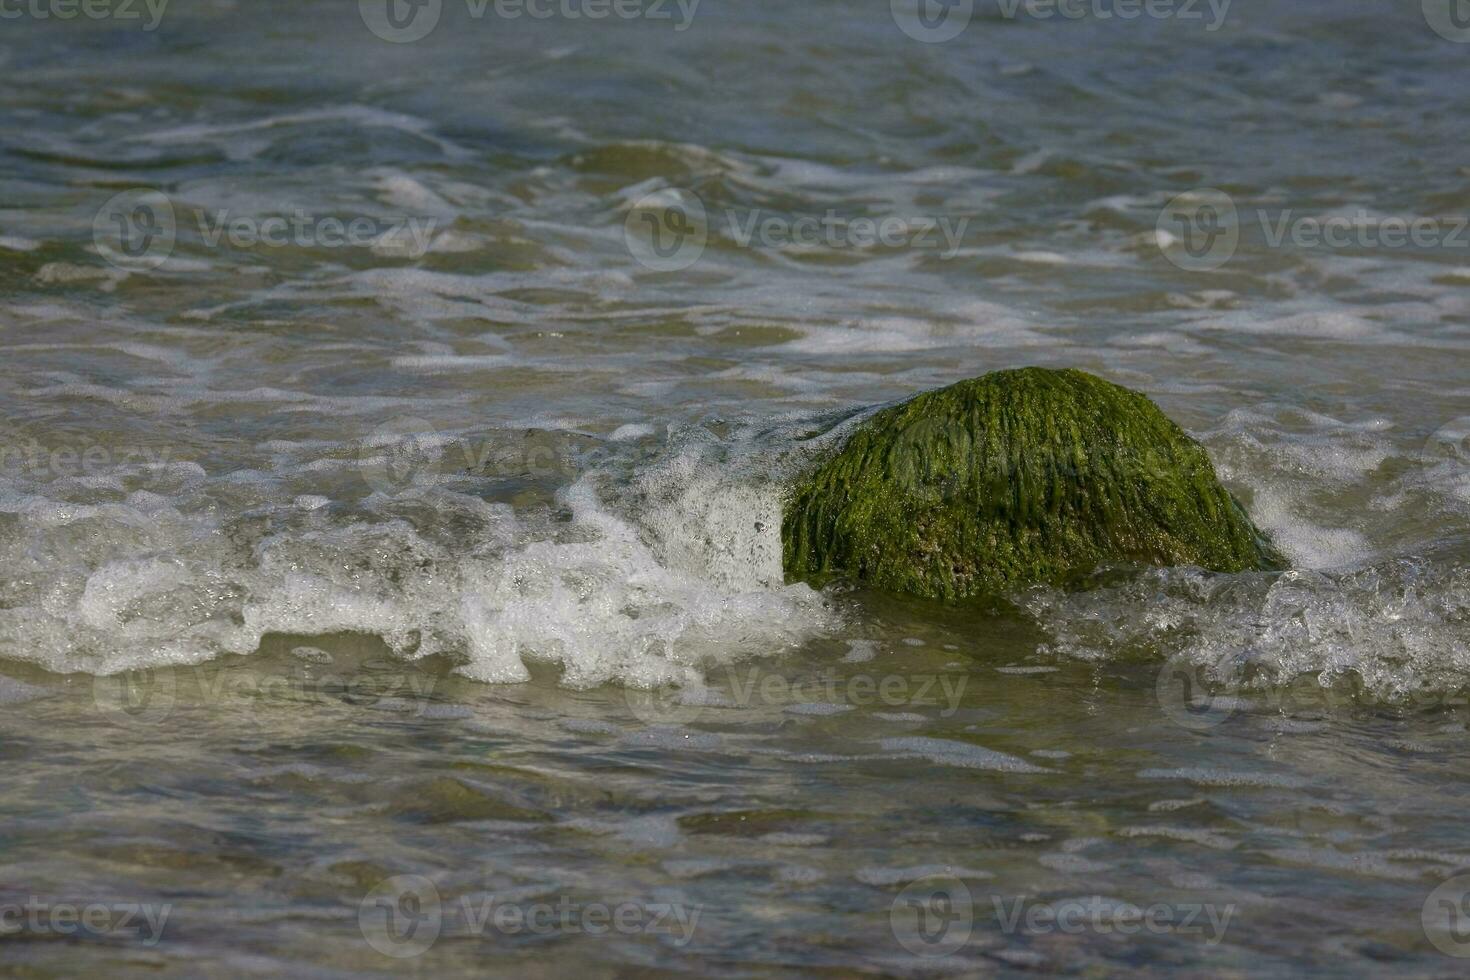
[3, 1, 1470, 975]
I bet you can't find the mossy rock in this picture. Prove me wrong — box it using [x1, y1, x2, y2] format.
[782, 367, 1282, 601]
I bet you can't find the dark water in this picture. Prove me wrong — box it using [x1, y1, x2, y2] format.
[2, 1, 1470, 975]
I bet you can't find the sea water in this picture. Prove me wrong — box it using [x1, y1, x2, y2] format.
[2, 1, 1469, 974]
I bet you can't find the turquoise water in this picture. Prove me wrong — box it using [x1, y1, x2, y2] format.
[2, 1, 1470, 975]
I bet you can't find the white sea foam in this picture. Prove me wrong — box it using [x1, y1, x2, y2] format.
[0, 430, 835, 686]
[608, 423, 655, 441]
[1028, 558, 1470, 700]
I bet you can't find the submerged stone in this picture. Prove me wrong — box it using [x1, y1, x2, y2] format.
[782, 367, 1282, 601]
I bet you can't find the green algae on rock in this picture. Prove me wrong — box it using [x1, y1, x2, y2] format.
[782, 368, 1282, 601]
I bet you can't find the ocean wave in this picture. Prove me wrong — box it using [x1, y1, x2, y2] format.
[1025, 554, 1470, 700]
[0, 426, 836, 684]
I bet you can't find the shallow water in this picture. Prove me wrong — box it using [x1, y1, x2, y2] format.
[2, 0, 1470, 975]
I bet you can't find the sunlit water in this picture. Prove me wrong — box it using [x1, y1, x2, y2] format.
[2, 1, 1470, 975]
